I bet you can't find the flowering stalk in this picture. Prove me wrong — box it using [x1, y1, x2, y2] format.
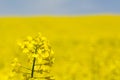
[9, 33, 55, 80]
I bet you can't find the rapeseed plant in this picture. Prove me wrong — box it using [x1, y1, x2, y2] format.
[9, 33, 55, 80]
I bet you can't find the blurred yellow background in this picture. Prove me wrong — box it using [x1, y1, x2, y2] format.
[0, 15, 120, 80]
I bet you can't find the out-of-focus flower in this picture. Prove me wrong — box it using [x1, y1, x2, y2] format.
[11, 58, 21, 73]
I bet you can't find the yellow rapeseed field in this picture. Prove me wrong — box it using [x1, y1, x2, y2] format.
[0, 15, 120, 80]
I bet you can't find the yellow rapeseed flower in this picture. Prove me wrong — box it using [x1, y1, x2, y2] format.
[23, 48, 29, 53]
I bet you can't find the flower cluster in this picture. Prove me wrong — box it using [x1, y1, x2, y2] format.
[18, 33, 54, 63]
[11, 33, 55, 80]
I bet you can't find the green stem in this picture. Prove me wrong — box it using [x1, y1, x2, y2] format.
[31, 46, 38, 78]
[31, 57, 36, 78]
[21, 66, 31, 70]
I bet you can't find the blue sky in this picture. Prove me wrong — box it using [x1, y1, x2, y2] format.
[0, 0, 120, 15]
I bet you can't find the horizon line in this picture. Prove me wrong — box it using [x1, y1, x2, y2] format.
[0, 13, 120, 18]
